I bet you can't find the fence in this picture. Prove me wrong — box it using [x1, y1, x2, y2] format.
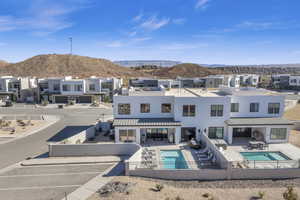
[231, 160, 300, 169]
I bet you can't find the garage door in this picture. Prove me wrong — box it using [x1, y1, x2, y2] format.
[78, 96, 92, 103]
[54, 96, 68, 103]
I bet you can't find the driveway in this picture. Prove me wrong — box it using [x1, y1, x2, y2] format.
[0, 107, 113, 169]
[0, 163, 113, 200]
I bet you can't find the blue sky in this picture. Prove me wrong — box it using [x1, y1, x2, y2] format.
[1, 0, 300, 65]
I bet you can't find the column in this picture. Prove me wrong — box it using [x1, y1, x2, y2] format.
[175, 127, 181, 144]
[115, 127, 120, 143]
[228, 126, 233, 144]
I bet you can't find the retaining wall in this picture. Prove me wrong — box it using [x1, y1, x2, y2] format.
[49, 143, 140, 157]
[62, 126, 96, 144]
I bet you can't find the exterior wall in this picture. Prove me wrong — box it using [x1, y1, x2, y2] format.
[85, 78, 101, 93]
[113, 95, 175, 119]
[48, 79, 62, 93]
[60, 79, 86, 95]
[289, 76, 300, 87]
[174, 96, 231, 141]
[49, 143, 140, 157]
[230, 95, 285, 118]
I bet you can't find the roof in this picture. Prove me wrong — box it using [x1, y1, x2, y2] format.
[225, 118, 294, 126]
[113, 118, 181, 127]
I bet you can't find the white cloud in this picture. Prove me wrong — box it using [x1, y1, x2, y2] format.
[132, 11, 144, 22]
[0, 0, 88, 35]
[237, 21, 275, 30]
[139, 15, 170, 31]
[195, 0, 210, 9]
[172, 18, 186, 25]
[106, 41, 123, 48]
[131, 37, 152, 42]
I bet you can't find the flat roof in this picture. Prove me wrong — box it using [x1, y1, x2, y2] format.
[225, 118, 294, 126]
[113, 118, 181, 127]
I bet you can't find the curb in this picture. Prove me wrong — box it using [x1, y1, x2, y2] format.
[21, 160, 120, 167]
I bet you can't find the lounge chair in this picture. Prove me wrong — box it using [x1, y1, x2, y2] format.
[199, 153, 214, 161]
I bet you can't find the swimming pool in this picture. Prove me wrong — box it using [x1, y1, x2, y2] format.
[160, 150, 189, 169]
[240, 151, 290, 161]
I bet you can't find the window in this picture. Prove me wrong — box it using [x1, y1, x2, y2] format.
[118, 104, 130, 115]
[268, 103, 280, 114]
[119, 129, 136, 142]
[62, 85, 70, 91]
[74, 84, 83, 91]
[53, 84, 60, 91]
[140, 104, 150, 113]
[270, 128, 287, 140]
[0, 84, 2, 90]
[183, 105, 196, 117]
[208, 127, 224, 139]
[231, 103, 239, 112]
[250, 103, 259, 112]
[161, 104, 171, 113]
[89, 84, 96, 91]
[211, 105, 223, 117]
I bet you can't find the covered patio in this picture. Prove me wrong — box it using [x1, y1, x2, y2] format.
[225, 117, 294, 145]
[113, 118, 182, 145]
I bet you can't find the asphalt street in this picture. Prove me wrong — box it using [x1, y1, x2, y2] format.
[0, 106, 113, 170]
[0, 163, 113, 200]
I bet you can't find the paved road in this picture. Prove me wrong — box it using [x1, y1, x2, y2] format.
[0, 107, 113, 170]
[0, 163, 113, 200]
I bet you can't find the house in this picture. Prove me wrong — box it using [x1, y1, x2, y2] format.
[113, 87, 292, 145]
[38, 76, 123, 103]
[289, 75, 300, 90]
[0, 76, 37, 102]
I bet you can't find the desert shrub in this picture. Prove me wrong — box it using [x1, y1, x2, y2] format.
[258, 191, 265, 199]
[153, 184, 164, 192]
[283, 186, 298, 200]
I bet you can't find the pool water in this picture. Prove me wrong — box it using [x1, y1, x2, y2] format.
[240, 151, 290, 161]
[160, 150, 189, 169]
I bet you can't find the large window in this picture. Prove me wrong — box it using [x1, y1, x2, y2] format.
[161, 103, 171, 113]
[183, 105, 196, 117]
[89, 84, 96, 91]
[211, 105, 223, 117]
[250, 103, 259, 112]
[208, 127, 224, 139]
[62, 85, 71, 91]
[140, 103, 150, 113]
[74, 84, 83, 92]
[268, 103, 280, 114]
[118, 104, 130, 115]
[53, 84, 60, 91]
[231, 103, 239, 112]
[270, 128, 287, 140]
[119, 129, 136, 142]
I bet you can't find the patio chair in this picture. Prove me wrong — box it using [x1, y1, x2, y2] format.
[199, 153, 214, 161]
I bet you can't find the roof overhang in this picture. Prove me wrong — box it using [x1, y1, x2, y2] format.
[113, 118, 181, 127]
[225, 117, 294, 126]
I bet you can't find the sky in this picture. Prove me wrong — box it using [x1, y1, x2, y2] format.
[1, 0, 300, 65]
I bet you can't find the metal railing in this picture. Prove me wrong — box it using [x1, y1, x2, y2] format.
[231, 160, 300, 169]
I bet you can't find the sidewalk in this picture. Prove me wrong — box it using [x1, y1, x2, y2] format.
[63, 162, 125, 200]
[21, 156, 127, 166]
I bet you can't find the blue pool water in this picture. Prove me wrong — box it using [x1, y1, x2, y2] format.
[160, 150, 189, 169]
[240, 151, 290, 161]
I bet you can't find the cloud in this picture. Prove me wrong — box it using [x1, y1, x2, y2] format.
[106, 41, 123, 48]
[237, 21, 275, 30]
[132, 11, 144, 22]
[139, 15, 170, 31]
[131, 37, 152, 42]
[158, 42, 208, 51]
[195, 0, 210, 9]
[0, 42, 6, 46]
[172, 18, 186, 25]
[0, 0, 88, 35]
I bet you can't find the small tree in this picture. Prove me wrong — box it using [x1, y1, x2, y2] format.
[283, 186, 298, 200]
[153, 184, 164, 192]
[258, 191, 265, 199]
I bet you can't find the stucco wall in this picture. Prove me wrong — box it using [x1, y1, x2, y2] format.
[49, 143, 140, 157]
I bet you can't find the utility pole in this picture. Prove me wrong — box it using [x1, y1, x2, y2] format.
[69, 37, 73, 55]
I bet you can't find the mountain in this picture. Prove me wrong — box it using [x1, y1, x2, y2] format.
[140, 63, 223, 78]
[216, 66, 300, 75]
[114, 60, 181, 67]
[0, 54, 146, 78]
[0, 60, 9, 68]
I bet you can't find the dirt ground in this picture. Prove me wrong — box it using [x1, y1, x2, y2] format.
[88, 176, 300, 200]
[284, 104, 300, 121]
[0, 120, 47, 136]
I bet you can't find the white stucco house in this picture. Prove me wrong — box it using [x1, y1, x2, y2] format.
[113, 87, 293, 145]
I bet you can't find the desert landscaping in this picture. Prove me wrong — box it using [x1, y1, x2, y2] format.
[0, 119, 47, 137]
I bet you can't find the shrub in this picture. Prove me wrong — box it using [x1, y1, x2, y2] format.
[258, 191, 265, 199]
[153, 184, 164, 192]
[283, 186, 298, 200]
[42, 100, 49, 106]
[175, 196, 184, 200]
[202, 193, 210, 198]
